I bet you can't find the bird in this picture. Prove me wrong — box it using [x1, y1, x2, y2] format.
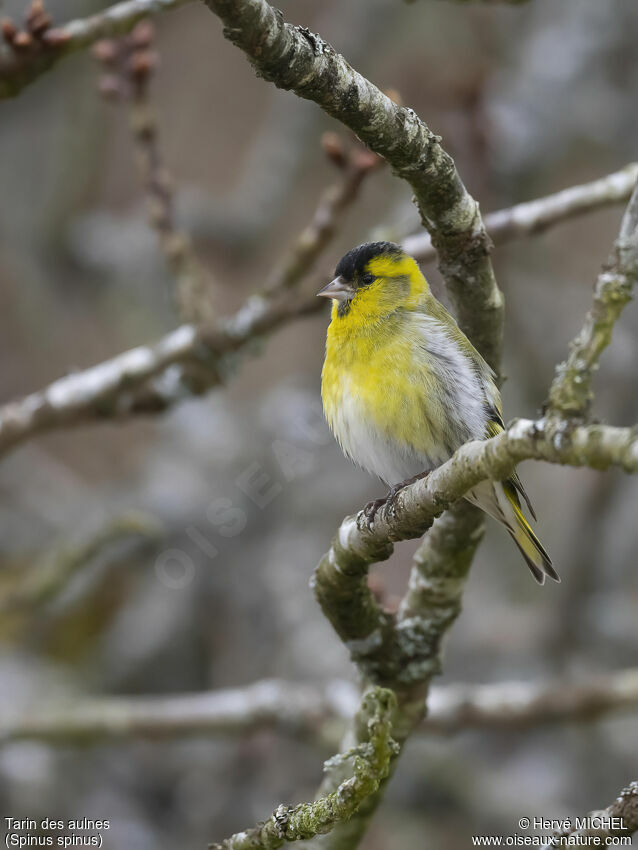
[318, 241, 558, 584]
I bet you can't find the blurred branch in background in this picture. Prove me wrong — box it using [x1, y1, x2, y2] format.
[0, 512, 162, 616]
[0, 678, 355, 744]
[262, 134, 383, 298]
[542, 782, 638, 850]
[0, 296, 321, 458]
[0, 129, 383, 458]
[0, 0, 192, 100]
[3, 670, 638, 744]
[92, 21, 216, 324]
[403, 162, 638, 263]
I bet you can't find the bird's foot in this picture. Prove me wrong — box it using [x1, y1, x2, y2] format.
[363, 470, 431, 528]
[363, 497, 388, 526]
[400, 470, 430, 489]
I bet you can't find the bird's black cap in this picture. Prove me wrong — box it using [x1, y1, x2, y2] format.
[334, 241, 402, 281]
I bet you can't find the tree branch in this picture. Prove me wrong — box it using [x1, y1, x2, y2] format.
[426, 670, 638, 733]
[93, 22, 217, 324]
[262, 137, 383, 298]
[0, 513, 161, 614]
[313, 416, 638, 687]
[0, 128, 384, 462]
[0, 679, 350, 744]
[201, 0, 504, 370]
[403, 163, 638, 263]
[0, 0, 193, 101]
[542, 782, 638, 849]
[547, 178, 638, 418]
[4, 671, 638, 744]
[209, 688, 398, 850]
[0, 294, 321, 458]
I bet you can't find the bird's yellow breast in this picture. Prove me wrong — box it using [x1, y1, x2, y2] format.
[321, 311, 451, 467]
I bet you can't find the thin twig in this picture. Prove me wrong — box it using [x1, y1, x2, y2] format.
[0, 513, 162, 614]
[262, 136, 383, 298]
[0, 0, 193, 100]
[93, 23, 216, 323]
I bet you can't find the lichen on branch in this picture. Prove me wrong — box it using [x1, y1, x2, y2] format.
[209, 688, 398, 850]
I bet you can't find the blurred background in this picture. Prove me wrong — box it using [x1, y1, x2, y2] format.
[0, 0, 637, 847]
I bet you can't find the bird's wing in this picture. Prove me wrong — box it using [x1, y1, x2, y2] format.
[484, 417, 537, 521]
[424, 298, 540, 523]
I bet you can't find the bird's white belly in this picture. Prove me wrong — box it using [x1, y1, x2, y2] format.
[331, 384, 447, 486]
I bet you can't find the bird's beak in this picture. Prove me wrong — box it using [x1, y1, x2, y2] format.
[316, 276, 354, 302]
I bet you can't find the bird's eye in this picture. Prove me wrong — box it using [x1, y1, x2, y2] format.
[361, 273, 374, 286]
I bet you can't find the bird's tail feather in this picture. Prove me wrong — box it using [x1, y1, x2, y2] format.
[466, 479, 559, 584]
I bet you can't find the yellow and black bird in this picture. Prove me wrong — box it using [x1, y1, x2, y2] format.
[318, 241, 558, 584]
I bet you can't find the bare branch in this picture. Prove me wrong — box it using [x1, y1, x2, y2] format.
[0, 294, 321, 458]
[0, 0, 192, 100]
[202, 0, 504, 370]
[0, 130, 384, 460]
[0, 513, 161, 614]
[209, 688, 397, 850]
[5, 671, 638, 744]
[93, 22, 216, 324]
[396, 500, 485, 685]
[403, 162, 638, 263]
[426, 670, 638, 733]
[262, 137, 383, 298]
[0, 678, 356, 744]
[542, 782, 638, 849]
[547, 178, 638, 418]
